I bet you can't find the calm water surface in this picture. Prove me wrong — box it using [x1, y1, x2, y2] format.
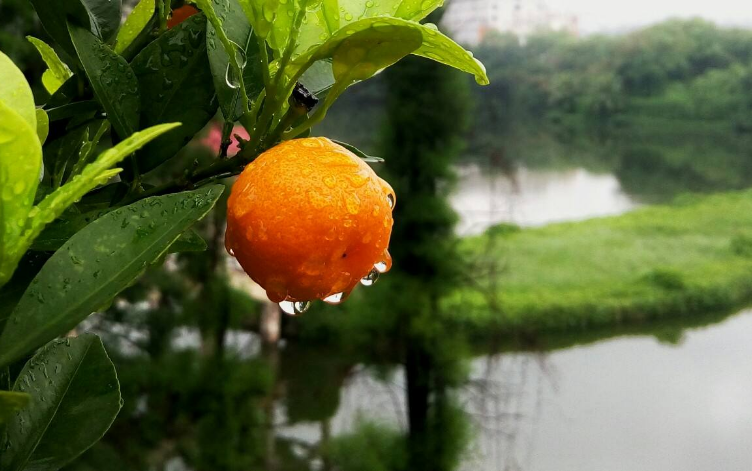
[450, 164, 638, 235]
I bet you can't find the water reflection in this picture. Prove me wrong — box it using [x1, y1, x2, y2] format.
[451, 164, 638, 234]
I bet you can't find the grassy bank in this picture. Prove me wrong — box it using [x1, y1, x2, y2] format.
[444, 189, 752, 337]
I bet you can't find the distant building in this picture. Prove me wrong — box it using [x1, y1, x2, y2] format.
[443, 0, 579, 46]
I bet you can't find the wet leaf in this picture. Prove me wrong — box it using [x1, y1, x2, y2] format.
[69, 22, 141, 139]
[207, 0, 264, 121]
[131, 14, 217, 173]
[0, 185, 224, 367]
[27, 36, 74, 95]
[81, 0, 123, 42]
[19, 123, 182, 255]
[0, 51, 36, 131]
[1, 334, 121, 471]
[0, 102, 42, 288]
[293, 17, 488, 85]
[35, 109, 49, 146]
[115, 0, 155, 54]
[0, 392, 30, 424]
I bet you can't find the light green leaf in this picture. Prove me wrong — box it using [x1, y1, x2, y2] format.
[115, 0, 156, 54]
[0, 51, 36, 131]
[292, 18, 488, 85]
[331, 139, 383, 162]
[27, 36, 74, 95]
[69, 22, 141, 139]
[35, 109, 49, 145]
[2, 334, 121, 471]
[18, 123, 182, 254]
[0, 391, 31, 424]
[0, 102, 43, 287]
[0, 185, 223, 367]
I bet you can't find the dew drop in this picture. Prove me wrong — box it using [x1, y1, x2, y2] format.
[279, 300, 311, 315]
[225, 64, 240, 89]
[323, 292, 345, 304]
[374, 261, 388, 273]
[387, 193, 395, 208]
[360, 268, 379, 286]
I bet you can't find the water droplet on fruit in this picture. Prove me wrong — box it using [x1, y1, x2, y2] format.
[323, 292, 345, 304]
[374, 261, 388, 273]
[279, 300, 311, 315]
[360, 268, 379, 286]
[387, 193, 395, 208]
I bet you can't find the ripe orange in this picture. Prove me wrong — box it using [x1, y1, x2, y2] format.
[225, 137, 395, 307]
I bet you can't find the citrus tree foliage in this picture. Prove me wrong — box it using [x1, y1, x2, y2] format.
[0, 0, 487, 467]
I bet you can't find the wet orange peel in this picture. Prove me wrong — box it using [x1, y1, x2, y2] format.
[225, 137, 395, 305]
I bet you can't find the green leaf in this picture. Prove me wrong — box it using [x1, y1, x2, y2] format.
[28, 0, 91, 59]
[293, 18, 488, 85]
[331, 139, 383, 162]
[0, 51, 36, 131]
[19, 123, 182, 256]
[131, 14, 218, 173]
[81, 0, 124, 43]
[2, 334, 121, 471]
[0, 185, 223, 367]
[0, 391, 30, 424]
[207, 0, 264, 121]
[0, 102, 43, 287]
[26, 36, 74, 95]
[69, 22, 141, 139]
[300, 59, 335, 97]
[170, 229, 208, 252]
[35, 109, 49, 145]
[115, 0, 156, 55]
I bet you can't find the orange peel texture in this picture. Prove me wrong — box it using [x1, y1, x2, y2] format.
[225, 137, 395, 304]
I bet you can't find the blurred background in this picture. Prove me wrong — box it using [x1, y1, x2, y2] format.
[4, 0, 752, 469]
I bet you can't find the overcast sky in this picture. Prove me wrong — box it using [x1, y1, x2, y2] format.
[545, 0, 752, 33]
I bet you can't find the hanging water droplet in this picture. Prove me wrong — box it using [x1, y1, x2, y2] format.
[225, 64, 240, 89]
[323, 292, 345, 304]
[279, 300, 311, 315]
[360, 268, 379, 286]
[374, 261, 388, 273]
[387, 193, 395, 208]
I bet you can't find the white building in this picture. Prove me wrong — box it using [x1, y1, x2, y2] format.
[443, 0, 579, 46]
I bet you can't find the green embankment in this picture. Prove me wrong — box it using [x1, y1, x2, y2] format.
[445, 190, 752, 336]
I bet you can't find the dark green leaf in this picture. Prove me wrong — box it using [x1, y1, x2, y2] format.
[131, 14, 218, 173]
[46, 101, 101, 122]
[0, 391, 30, 424]
[46, 76, 80, 108]
[0, 185, 224, 367]
[207, 0, 263, 121]
[331, 139, 383, 162]
[2, 334, 121, 471]
[69, 22, 140, 139]
[81, 0, 123, 43]
[28, 0, 91, 59]
[170, 229, 208, 253]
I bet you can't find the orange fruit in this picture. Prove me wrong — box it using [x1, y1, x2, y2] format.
[225, 137, 395, 308]
[167, 5, 199, 29]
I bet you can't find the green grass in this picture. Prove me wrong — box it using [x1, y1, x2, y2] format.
[445, 190, 752, 336]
